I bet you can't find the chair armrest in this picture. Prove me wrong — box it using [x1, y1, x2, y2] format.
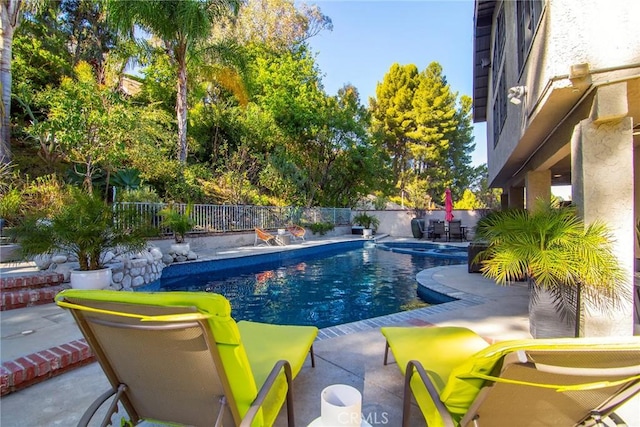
[240, 360, 294, 427]
[79, 384, 130, 427]
[404, 360, 455, 427]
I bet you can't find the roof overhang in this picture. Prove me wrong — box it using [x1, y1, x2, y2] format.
[472, 0, 496, 123]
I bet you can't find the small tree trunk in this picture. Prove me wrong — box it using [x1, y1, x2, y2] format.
[0, 0, 22, 164]
[176, 46, 188, 163]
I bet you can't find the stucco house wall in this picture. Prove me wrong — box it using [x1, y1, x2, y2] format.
[487, 0, 640, 188]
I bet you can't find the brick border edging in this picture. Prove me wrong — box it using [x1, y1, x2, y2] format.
[0, 339, 95, 396]
[1, 284, 70, 311]
[0, 273, 65, 290]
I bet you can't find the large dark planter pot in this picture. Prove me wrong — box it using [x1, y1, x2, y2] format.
[467, 242, 488, 273]
[529, 285, 576, 338]
[410, 218, 424, 239]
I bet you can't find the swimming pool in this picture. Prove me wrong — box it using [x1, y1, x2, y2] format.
[148, 241, 466, 328]
[376, 241, 468, 259]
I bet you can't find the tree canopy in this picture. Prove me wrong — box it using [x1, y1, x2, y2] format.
[370, 62, 477, 208]
[6, 0, 486, 211]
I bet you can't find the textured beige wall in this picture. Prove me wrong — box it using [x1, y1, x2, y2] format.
[572, 114, 634, 336]
[487, 0, 640, 185]
[355, 210, 484, 238]
[525, 170, 551, 209]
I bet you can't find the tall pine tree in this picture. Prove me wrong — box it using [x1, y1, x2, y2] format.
[370, 61, 475, 206]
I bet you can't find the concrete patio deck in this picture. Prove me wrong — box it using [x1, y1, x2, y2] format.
[1, 237, 638, 426]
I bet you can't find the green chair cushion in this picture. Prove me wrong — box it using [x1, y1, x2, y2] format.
[381, 326, 489, 427]
[238, 321, 318, 426]
[238, 321, 318, 384]
[382, 325, 640, 427]
[56, 290, 316, 426]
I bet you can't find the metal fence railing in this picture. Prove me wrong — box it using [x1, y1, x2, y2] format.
[114, 203, 352, 235]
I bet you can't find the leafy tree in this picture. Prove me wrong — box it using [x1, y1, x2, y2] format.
[370, 62, 475, 203]
[444, 94, 475, 199]
[106, 0, 241, 163]
[252, 46, 389, 206]
[6, 0, 119, 164]
[369, 63, 420, 183]
[306, 85, 390, 207]
[32, 61, 174, 196]
[217, 0, 332, 52]
[470, 164, 502, 209]
[453, 188, 483, 210]
[32, 62, 121, 193]
[59, 0, 118, 83]
[11, 5, 72, 94]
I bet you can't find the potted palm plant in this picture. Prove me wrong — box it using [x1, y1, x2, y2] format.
[473, 201, 626, 338]
[160, 203, 195, 253]
[353, 212, 380, 239]
[15, 187, 147, 289]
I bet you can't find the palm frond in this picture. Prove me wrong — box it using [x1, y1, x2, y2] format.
[478, 201, 627, 334]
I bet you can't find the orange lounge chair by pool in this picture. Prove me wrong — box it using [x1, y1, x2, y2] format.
[255, 227, 277, 246]
[287, 225, 306, 241]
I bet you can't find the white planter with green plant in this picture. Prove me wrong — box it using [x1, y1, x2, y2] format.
[160, 203, 195, 253]
[15, 188, 147, 290]
[352, 212, 380, 239]
[474, 201, 626, 338]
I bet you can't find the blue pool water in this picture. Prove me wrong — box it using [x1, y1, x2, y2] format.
[151, 241, 466, 328]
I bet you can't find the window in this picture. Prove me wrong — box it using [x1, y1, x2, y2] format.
[517, 0, 544, 71]
[492, 4, 506, 147]
[493, 68, 507, 147]
[492, 5, 505, 93]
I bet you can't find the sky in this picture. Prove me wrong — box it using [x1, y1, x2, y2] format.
[304, 0, 488, 167]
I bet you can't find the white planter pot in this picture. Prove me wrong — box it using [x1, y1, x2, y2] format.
[362, 229, 373, 239]
[70, 268, 112, 290]
[170, 243, 191, 256]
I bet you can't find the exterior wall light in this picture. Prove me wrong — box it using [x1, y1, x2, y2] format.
[508, 86, 527, 105]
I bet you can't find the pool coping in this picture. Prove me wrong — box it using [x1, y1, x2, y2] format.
[316, 266, 485, 341]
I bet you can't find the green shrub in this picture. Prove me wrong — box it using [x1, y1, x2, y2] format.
[21, 174, 67, 218]
[117, 186, 161, 203]
[308, 221, 334, 235]
[0, 188, 23, 226]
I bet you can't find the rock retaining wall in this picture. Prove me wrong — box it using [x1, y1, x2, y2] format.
[33, 247, 168, 290]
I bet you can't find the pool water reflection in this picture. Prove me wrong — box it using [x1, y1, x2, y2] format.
[156, 244, 465, 328]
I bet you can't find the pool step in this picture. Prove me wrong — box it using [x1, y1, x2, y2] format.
[0, 272, 92, 397]
[1, 273, 68, 311]
[0, 340, 95, 396]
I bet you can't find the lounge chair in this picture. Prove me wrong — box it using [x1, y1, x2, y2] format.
[447, 220, 464, 241]
[381, 326, 640, 427]
[255, 227, 277, 246]
[430, 221, 446, 241]
[287, 225, 306, 241]
[55, 289, 318, 427]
